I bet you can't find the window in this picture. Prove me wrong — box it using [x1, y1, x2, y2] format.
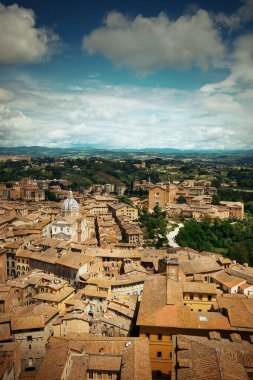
[27, 336, 32, 341]
[146, 333, 150, 339]
[97, 372, 102, 380]
[108, 374, 112, 380]
[29, 344, 32, 350]
[190, 293, 194, 300]
[198, 294, 203, 300]
[157, 351, 162, 358]
[158, 334, 162, 341]
[88, 372, 93, 379]
[208, 295, 212, 301]
[156, 371, 161, 377]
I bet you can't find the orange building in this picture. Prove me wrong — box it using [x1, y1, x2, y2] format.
[148, 183, 178, 211]
[137, 275, 253, 379]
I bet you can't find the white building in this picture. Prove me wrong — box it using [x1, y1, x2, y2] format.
[52, 190, 89, 242]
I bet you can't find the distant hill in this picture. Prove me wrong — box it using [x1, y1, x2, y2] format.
[0, 146, 79, 157]
[0, 146, 253, 157]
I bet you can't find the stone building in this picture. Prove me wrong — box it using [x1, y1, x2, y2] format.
[109, 203, 139, 221]
[0, 342, 21, 380]
[35, 335, 152, 380]
[148, 182, 178, 211]
[10, 304, 58, 372]
[51, 190, 89, 242]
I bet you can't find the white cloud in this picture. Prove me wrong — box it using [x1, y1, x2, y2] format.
[201, 33, 253, 94]
[0, 88, 14, 103]
[215, 0, 253, 30]
[0, 2, 59, 64]
[0, 79, 252, 150]
[83, 10, 225, 74]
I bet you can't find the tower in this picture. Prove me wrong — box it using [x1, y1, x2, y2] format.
[61, 190, 79, 217]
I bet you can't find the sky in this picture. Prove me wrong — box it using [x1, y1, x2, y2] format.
[0, 0, 253, 150]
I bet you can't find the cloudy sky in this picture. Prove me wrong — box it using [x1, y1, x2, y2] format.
[0, 0, 253, 150]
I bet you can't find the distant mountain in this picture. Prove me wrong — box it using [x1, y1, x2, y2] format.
[0, 146, 79, 157]
[0, 146, 253, 157]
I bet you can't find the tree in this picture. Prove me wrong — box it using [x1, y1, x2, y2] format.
[177, 195, 187, 204]
[212, 194, 220, 205]
[228, 242, 249, 265]
[117, 195, 132, 205]
[45, 190, 58, 202]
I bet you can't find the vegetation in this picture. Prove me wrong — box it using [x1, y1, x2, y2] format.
[45, 189, 58, 202]
[117, 195, 133, 205]
[219, 188, 253, 215]
[140, 205, 168, 244]
[176, 218, 253, 265]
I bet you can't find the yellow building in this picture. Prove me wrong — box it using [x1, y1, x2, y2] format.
[34, 276, 75, 312]
[137, 275, 241, 379]
[181, 282, 218, 312]
[220, 201, 244, 219]
[109, 203, 139, 221]
[53, 308, 91, 337]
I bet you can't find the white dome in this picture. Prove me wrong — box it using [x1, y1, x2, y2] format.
[61, 190, 79, 213]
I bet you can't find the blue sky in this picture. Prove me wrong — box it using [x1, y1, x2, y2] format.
[0, 0, 253, 149]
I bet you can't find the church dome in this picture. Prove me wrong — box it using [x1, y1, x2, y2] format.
[61, 190, 79, 213]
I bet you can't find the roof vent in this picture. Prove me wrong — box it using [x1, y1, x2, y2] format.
[209, 331, 221, 341]
[230, 333, 241, 343]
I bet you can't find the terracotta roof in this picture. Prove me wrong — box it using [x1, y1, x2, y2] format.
[34, 287, 75, 303]
[11, 304, 58, 328]
[239, 282, 253, 290]
[56, 251, 87, 269]
[137, 275, 231, 330]
[216, 295, 253, 329]
[222, 275, 246, 288]
[11, 315, 44, 330]
[0, 323, 11, 340]
[182, 282, 218, 295]
[84, 286, 108, 299]
[35, 335, 151, 380]
[176, 335, 250, 380]
[88, 355, 122, 371]
[28, 248, 59, 264]
[180, 257, 221, 275]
